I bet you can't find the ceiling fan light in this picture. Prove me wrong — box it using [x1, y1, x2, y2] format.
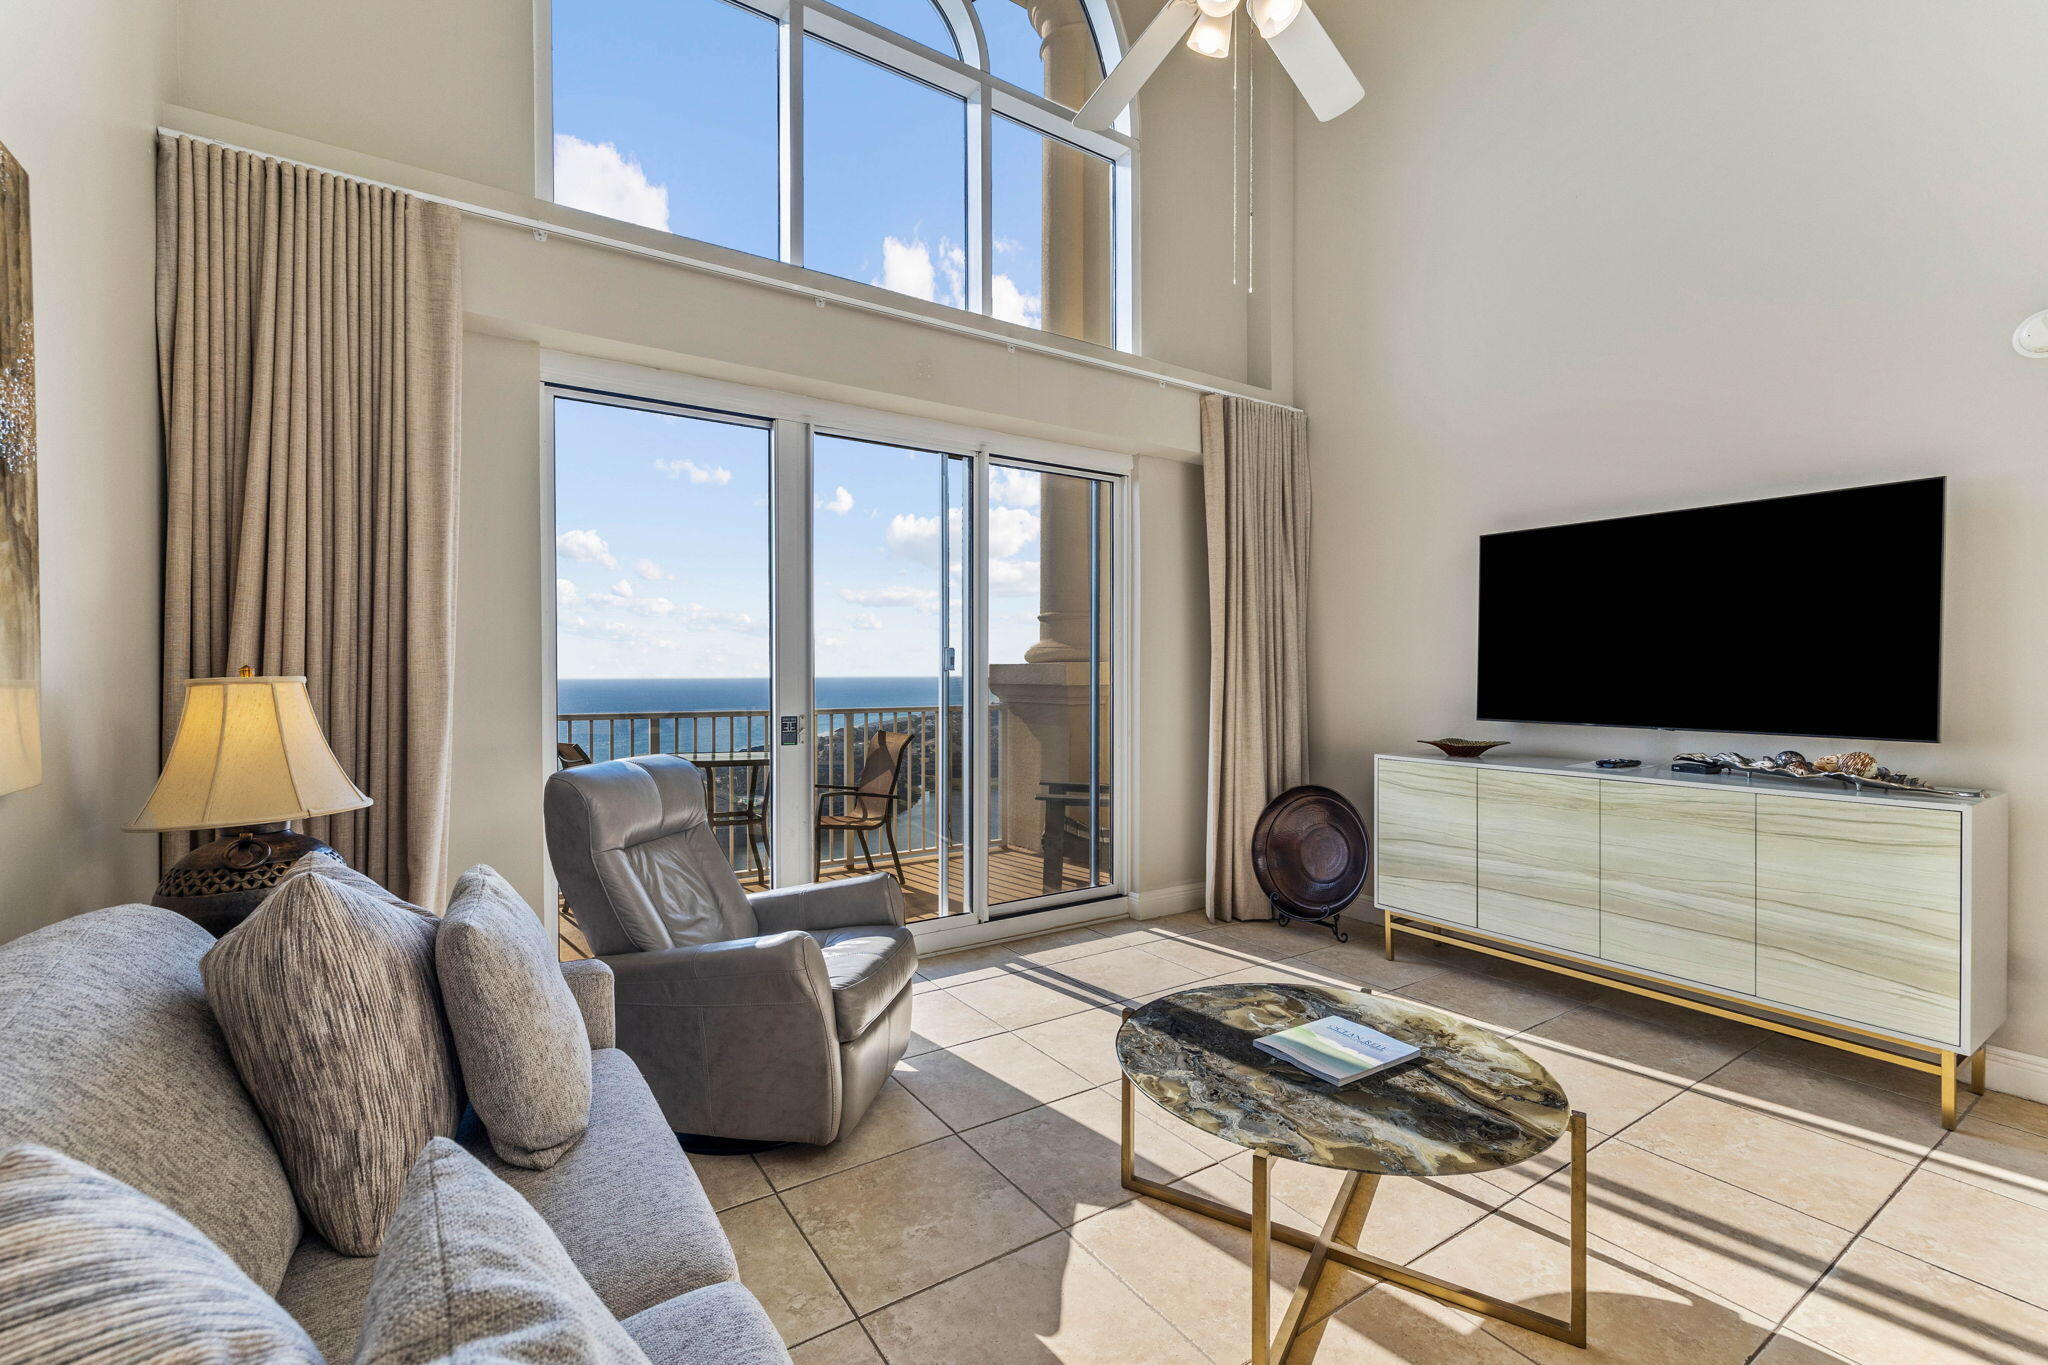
[1195, 0, 1240, 17]
[1187, 11, 1232, 57]
[1247, 0, 1303, 38]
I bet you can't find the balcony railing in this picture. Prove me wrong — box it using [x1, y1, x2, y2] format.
[556, 704, 1000, 873]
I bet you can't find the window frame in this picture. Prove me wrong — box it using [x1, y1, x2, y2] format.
[538, 0, 1137, 351]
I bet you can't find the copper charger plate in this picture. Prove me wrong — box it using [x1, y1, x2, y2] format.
[1250, 785, 1370, 940]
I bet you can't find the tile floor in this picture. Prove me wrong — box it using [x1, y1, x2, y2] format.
[687, 910, 2048, 1365]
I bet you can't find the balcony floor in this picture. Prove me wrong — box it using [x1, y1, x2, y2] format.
[559, 845, 1099, 958]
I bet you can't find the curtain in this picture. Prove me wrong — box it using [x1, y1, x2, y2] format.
[155, 134, 461, 906]
[1201, 393, 1310, 922]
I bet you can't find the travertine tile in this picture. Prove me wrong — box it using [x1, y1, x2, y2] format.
[861, 1232, 1199, 1364]
[1192, 918, 1334, 962]
[892, 1031, 1093, 1130]
[1521, 1138, 1849, 1319]
[789, 1323, 884, 1365]
[1973, 1090, 2048, 1141]
[1521, 1000, 1757, 1087]
[1219, 1150, 1510, 1266]
[1070, 1170, 1315, 1364]
[1032, 944, 1205, 1000]
[1504, 1031, 1683, 1137]
[962, 1086, 1218, 1225]
[1002, 924, 1134, 966]
[911, 941, 1025, 988]
[1133, 932, 1274, 978]
[1751, 1333, 1854, 1362]
[942, 967, 1111, 1028]
[1747, 1032, 1945, 1104]
[1865, 1168, 2048, 1311]
[756, 1081, 950, 1190]
[689, 1150, 771, 1212]
[903, 989, 1003, 1058]
[1288, 938, 1454, 992]
[1393, 966, 1583, 1033]
[1412, 1204, 1773, 1364]
[780, 1137, 1056, 1313]
[1622, 1091, 1913, 1229]
[1012, 1005, 1126, 1084]
[1695, 1050, 1948, 1161]
[1779, 1237, 2048, 1365]
[1927, 1110, 2048, 1213]
[718, 1195, 853, 1344]
[1307, 1283, 1537, 1364]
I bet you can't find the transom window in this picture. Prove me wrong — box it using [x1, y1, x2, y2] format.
[551, 0, 1132, 349]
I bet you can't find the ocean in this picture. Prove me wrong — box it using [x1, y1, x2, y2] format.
[558, 676, 962, 715]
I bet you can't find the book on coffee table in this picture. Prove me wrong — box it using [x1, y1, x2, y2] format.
[1254, 1015, 1420, 1086]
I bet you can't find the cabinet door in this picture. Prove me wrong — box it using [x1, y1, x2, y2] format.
[1600, 784, 1757, 994]
[1375, 760, 1476, 925]
[1756, 796, 1962, 1044]
[1477, 771, 1600, 954]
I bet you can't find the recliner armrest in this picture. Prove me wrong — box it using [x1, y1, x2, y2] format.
[749, 874, 908, 933]
[599, 931, 835, 1013]
[558, 958, 616, 1048]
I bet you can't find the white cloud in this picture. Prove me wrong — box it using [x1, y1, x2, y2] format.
[884, 512, 940, 566]
[553, 134, 671, 232]
[556, 528, 617, 568]
[653, 457, 732, 485]
[610, 578, 634, 598]
[991, 467, 1041, 509]
[990, 558, 1040, 594]
[989, 506, 1039, 560]
[634, 557, 670, 581]
[876, 235, 967, 309]
[819, 485, 855, 516]
[848, 611, 885, 631]
[991, 273, 1042, 329]
[556, 578, 581, 607]
[840, 585, 941, 611]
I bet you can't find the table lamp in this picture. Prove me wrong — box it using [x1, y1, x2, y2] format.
[127, 668, 372, 935]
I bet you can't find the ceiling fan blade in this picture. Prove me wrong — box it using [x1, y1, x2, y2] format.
[1263, 2, 1363, 122]
[1074, 0, 1199, 132]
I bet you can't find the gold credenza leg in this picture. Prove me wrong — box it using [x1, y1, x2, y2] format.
[1941, 1052, 1960, 1129]
[1383, 911, 1397, 961]
[1118, 1079, 1592, 1357]
[1969, 1047, 1988, 1097]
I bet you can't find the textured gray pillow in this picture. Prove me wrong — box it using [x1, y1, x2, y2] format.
[438, 865, 592, 1169]
[276, 852, 436, 919]
[203, 872, 463, 1256]
[355, 1137, 650, 1364]
[0, 1144, 320, 1363]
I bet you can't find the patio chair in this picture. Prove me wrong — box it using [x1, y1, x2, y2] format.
[816, 730, 913, 881]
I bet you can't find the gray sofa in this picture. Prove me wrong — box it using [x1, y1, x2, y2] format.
[0, 903, 790, 1364]
[546, 754, 917, 1146]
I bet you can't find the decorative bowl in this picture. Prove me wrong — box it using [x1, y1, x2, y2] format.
[1419, 738, 1510, 759]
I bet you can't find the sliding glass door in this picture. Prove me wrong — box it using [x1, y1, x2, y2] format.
[551, 378, 1122, 941]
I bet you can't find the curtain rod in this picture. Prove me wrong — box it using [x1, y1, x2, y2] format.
[158, 126, 1305, 416]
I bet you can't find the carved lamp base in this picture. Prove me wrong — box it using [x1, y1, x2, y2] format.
[151, 825, 341, 937]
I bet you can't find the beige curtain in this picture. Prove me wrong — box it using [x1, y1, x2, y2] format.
[1202, 393, 1311, 922]
[155, 134, 461, 906]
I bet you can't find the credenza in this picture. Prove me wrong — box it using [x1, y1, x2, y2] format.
[1372, 753, 2007, 1127]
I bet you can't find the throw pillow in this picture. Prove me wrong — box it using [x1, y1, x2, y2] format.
[203, 872, 462, 1255]
[437, 865, 592, 1169]
[275, 851, 436, 919]
[0, 1144, 320, 1362]
[354, 1138, 650, 1365]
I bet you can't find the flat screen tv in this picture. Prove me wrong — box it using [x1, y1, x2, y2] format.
[1477, 477, 1944, 742]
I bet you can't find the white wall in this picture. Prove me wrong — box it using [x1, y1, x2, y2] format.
[1295, 2, 2048, 1054]
[0, 2, 174, 939]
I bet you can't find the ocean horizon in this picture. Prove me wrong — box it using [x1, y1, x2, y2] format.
[558, 676, 963, 715]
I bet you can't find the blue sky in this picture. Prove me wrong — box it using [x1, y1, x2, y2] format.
[549, 0, 1102, 328]
[554, 399, 1051, 679]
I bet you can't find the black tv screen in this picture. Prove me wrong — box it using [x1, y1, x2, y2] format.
[1477, 477, 1944, 742]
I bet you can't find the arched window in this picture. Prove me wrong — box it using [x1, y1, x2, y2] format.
[551, 0, 1133, 349]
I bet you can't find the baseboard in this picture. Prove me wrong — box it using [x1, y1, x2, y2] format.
[1987, 1046, 2048, 1106]
[1127, 881, 1206, 920]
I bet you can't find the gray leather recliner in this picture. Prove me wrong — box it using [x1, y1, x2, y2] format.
[545, 754, 917, 1146]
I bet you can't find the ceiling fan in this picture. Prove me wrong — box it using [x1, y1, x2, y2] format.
[1075, 0, 1364, 131]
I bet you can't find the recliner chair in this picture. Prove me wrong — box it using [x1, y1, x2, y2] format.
[544, 754, 917, 1147]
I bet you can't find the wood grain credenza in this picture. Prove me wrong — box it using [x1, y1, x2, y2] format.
[1372, 754, 2007, 1127]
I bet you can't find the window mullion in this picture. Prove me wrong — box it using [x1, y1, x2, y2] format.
[780, 0, 806, 268]
[969, 84, 992, 318]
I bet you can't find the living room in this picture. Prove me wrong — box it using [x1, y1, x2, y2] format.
[1, 1, 2044, 1362]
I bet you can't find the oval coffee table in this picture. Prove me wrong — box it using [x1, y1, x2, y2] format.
[1117, 983, 1588, 1362]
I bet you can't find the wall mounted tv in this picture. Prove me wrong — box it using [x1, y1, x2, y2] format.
[1477, 477, 1944, 743]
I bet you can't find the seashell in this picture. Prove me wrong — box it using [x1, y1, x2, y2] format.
[1771, 750, 1807, 768]
[1781, 760, 1819, 776]
[1836, 751, 1879, 778]
[1711, 752, 1752, 769]
[1814, 755, 1842, 772]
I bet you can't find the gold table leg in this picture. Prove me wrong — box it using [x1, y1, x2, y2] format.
[1121, 1075, 1590, 1357]
[1969, 1047, 1988, 1096]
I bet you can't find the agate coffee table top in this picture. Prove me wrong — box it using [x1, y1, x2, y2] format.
[1116, 983, 1570, 1177]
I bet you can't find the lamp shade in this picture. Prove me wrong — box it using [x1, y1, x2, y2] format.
[0, 680, 40, 796]
[127, 674, 371, 832]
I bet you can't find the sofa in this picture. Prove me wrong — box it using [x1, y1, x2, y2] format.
[0, 902, 790, 1364]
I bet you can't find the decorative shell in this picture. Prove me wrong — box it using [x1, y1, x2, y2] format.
[1814, 754, 1842, 772]
[1771, 750, 1808, 768]
[1836, 751, 1879, 779]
